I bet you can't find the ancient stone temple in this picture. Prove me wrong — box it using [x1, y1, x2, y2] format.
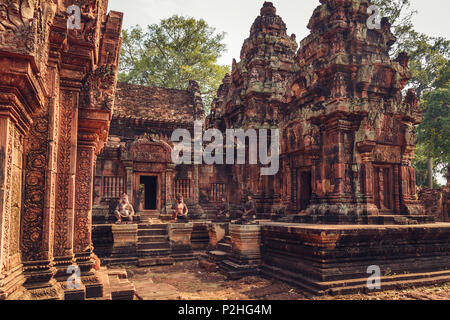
[209, 1, 426, 222]
[93, 81, 205, 222]
[204, 1, 449, 293]
[1, 0, 449, 300]
[0, 0, 122, 300]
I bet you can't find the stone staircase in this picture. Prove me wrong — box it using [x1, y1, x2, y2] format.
[201, 203, 218, 220]
[217, 235, 232, 254]
[138, 210, 160, 223]
[137, 223, 174, 267]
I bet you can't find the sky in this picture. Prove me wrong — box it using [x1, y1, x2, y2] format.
[106, 0, 448, 184]
[107, 0, 450, 66]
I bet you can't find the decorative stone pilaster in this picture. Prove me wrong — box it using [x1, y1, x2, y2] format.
[74, 134, 103, 298]
[168, 223, 194, 261]
[220, 224, 261, 279]
[0, 117, 29, 300]
[356, 140, 379, 217]
[53, 88, 81, 299]
[161, 164, 176, 220]
[20, 97, 63, 300]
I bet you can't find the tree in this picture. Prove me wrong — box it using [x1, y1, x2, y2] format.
[417, 86, 450, 178]
[374, 0, 449, 187]
[373, 0, 450, 98]
[372, 0, 416, 57]
[119, 15, 230, 113]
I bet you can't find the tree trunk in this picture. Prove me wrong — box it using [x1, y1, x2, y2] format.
[447, 165, 450, 188]
[427, 157, 433, 188]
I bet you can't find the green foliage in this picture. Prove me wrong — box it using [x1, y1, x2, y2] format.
[417, 88, 450, 167]
[373, 0, 450, 98]
[119, 15, 230, 113]
[372, 0, 416, 56]
[374, 0, 449, 186]
[413, 144, 442, 188]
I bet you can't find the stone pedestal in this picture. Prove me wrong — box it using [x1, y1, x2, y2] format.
[110, 224, 138, 263]
[168, 223, 194, 261]
[261, 222, 450, 295]
[220, 224, 261, 279]
[191, 222, 210, 250]
[207, 223, 229, 249]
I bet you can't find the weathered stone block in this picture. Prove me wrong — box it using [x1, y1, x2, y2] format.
[260, 222, 450, 295]
[112, 224, 138, 248]
[220, 224, 262, 279]
[168, 223, 194, 261]
[229, 224, 261, 265]
[207, 222, 229, 248]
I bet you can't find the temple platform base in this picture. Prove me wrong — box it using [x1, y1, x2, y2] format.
[260, 222, 450, 295]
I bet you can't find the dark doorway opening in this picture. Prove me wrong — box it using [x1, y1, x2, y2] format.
[140, 176, 158, 210]
[297, 170, 312, 211]
[373, 165, 394, 213]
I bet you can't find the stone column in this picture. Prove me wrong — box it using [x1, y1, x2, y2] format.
[193, 164, 200, 202]
[125, 166, 133, 202]
[74, 134, 103, 298]
[161, 164, 176, 220]
[0, 117, 28, 300]
[357, 141, 379, 217]
[20, 101, 64, 300]
[400, 147, 425, 216]
[53, 88, 82, 299]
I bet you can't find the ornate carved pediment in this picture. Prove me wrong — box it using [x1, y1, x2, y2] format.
[129, 135, 172, 163]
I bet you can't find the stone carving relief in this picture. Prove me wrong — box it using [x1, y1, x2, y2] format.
[1, 124, 14, 272]
[21, 105, 49, 261]
[54, 90, 75, 257]
[129, 135, 172, 163]
[74, 147, 93, 253]
[80, 65, 117, 111]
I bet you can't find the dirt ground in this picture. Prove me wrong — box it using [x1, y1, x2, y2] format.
[111, 261, 450, 300]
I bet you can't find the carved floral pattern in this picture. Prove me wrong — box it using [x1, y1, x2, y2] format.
[54, 90, 75, 257]
[74, 147, 94, 253]
[21, 106, 49, 261]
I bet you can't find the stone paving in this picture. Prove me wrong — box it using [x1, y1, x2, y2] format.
[109, 261, 450, 300]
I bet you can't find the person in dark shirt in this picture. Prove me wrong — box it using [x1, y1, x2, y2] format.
[215, 195, 230, 222]
[237, 194, 257, 224]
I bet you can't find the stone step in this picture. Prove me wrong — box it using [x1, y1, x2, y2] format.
[217, 243, 232, 253]
[138, 257, 174, 267]
[137, 242, 171, 250]
[137, 248, 171, 257]
[138, 235, 168, 243]
[138, 229, 167, 237]
[171, 252, 195, 262]
[102, 257, 139, 266]
[261, 264, 450, 295]
[138, 224, 167, 230]
[208, 250, 229, 262]
[224, 236, 232, 244]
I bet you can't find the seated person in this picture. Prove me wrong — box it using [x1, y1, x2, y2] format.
[236, 194, 257, 224]
[172, 194, 189, 222]
[114, 194, 135, 224]
[215, 195, 231, 222]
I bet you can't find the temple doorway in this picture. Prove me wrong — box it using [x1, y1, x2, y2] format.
[373, 164, 394, 213]
[297, 169, 312, 211]
[140, 176, 158, 210]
